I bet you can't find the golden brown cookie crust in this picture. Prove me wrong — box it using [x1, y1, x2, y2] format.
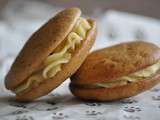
[16, 19, 97, 101]
[70, 70, 160, 101]
[71, 41, 160, 85]
[5, 8, 81, 89]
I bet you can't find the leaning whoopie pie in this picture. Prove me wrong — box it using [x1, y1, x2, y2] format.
[5, 7, 97, 101]
[70, 41, 160, 101]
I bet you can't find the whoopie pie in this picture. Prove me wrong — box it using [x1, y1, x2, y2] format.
[70, 41, 160, 101]
[5, 7, 97, 101]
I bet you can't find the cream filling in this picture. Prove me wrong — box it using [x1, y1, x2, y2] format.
[82, 60, 160, 88]
[14, 17, 91, 94]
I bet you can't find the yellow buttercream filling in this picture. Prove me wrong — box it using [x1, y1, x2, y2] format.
[83, 60, 160, 88]
[14, 17, 91, 94]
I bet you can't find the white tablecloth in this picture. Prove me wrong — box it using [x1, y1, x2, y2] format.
[0, 1, 160, 120]
[0, 80, 160, 120]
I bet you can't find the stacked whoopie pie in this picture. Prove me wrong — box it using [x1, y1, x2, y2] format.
[5, 8, 96, 101]
[5, 7, 160, 102]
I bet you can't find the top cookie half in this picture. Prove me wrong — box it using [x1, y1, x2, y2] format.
[71, 41, 160, 84]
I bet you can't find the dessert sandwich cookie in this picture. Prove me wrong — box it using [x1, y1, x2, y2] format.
[70, 41, 160, 101]
[5, 7, 97, 101]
